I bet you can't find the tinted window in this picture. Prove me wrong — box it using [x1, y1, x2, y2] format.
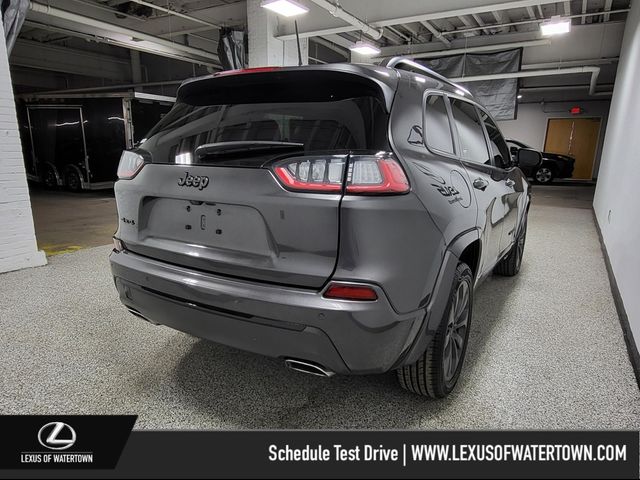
[144, 97, 389, 163]
[480, 111, 511, 168]
[424, 94, 454, 154]
[449, 99, 489, 164]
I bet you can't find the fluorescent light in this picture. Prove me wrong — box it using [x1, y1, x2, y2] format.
[260, 0, 309, 17]
[350, 41, 381, 56]
[540, 16, 571, 36]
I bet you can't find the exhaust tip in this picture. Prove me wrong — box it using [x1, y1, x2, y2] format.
[284, 358, 335, 378]
[126, 307, 159, 325]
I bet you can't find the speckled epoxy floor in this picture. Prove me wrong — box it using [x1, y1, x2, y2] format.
[1, 185, 638, 429]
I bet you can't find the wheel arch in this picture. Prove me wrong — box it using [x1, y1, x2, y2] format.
[448, 228, 482, 279]
[42, 162, 63, 187]
[64, 164, 86, 190]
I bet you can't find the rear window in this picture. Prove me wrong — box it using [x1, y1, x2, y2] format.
[142, 71, 390, 163]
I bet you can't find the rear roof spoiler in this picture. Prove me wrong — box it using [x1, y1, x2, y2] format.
[381, 57, 471, 96]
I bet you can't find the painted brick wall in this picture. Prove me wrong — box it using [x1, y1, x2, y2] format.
[0, 23, 46, 273]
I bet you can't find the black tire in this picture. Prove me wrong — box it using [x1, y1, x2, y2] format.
[397, 263, 473, 398]
[42, 166, 58, 189]
[494, 219, 527, 276]
[65, 168, 82, 192]
[533, 165, 555, 184]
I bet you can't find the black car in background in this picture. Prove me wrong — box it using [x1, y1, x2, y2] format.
[507, 139, 574, 184]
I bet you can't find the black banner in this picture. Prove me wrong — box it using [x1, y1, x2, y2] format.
[0, 415, 136, 470]
[0, 419, 637, 479]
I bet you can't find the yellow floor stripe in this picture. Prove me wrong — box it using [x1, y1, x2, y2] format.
[40, 245, 84, 256]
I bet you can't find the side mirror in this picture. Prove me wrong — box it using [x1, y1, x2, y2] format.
[517, 148, 542, 168]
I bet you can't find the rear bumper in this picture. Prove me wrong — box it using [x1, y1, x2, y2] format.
[110, 249, 434, 374]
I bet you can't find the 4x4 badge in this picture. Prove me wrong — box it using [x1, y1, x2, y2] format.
[178, 171, 209, 190]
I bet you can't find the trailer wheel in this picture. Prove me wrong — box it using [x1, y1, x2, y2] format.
[65, 168, 82, 192]
[42, 166, 58, 189]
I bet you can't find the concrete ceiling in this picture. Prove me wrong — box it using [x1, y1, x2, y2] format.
[9, 0, 632, 101]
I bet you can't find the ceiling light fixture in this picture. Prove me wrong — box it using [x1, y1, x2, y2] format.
[517, 94, 523, 99]
[349, 41, 381, 56]
[540, 16, 571, 36]
[260, 0, 309, 17]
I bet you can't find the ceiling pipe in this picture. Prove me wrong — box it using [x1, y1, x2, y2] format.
[26, 80, 184, 96]
[522, 58, 618, 69]
[420, 20, 451, 47]
[126, 0, 220, 29]
[22, 20, 220, 68]
[278, 0, 562, 40]
[28, 2, 220, 64]
[449, 66, 602, 96]
[441, 8, 630, 36]
[520, 84, 613, 95]
[308, 0, 383, 40]
[375, 38, 551, 61]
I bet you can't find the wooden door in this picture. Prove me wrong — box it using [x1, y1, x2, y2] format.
[544, 117, 601, 180]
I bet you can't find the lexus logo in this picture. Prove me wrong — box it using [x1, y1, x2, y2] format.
[38, 422, 76, 451]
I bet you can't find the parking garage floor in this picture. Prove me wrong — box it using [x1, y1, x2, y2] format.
[1, 185, 639, 429]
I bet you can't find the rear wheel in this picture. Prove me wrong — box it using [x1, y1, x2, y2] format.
[534, 165, 554, 184]
[494, 219, 527, 276]
[397, 263, 473, 398]
[65, 168, 82, 192]
[42, 166, 58, 189]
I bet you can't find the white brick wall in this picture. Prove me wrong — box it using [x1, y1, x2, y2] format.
[0, 22, 46, 273]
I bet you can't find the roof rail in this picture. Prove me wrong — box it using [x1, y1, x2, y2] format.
[381, 56, 471, 95]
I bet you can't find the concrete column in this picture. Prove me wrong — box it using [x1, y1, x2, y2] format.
[247, 0, 308, 67]
[0, 23, 47, 273]
[130, 49, 142, 84]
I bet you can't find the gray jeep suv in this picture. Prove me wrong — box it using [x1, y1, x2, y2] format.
[110, 58, 541, 398]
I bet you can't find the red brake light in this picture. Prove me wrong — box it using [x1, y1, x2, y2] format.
[214, 67, 281, 77]
[272, 156, 346, 193]
[346, 155, 410, 194]
[270, 153, 409, 195]
[323, 283, 378, 301]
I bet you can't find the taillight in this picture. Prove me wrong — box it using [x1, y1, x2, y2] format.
[346, 154, 410, 194]
[117, 151, 146, 179]
[272, 155, 346, 193]
[271, 153, 409, 194]
[323, 282, 378, 301]
[112, 237, 124, 252]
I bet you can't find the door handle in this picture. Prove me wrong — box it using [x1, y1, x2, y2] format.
[505, 179, 516, 188]
[473, 178, 489, 191]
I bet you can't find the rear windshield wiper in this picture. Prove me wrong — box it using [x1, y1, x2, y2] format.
[195, 141, 304, 159]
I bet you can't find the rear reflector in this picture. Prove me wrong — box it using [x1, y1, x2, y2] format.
[323, 283, 378, 301]
[271, 153, 409, 194]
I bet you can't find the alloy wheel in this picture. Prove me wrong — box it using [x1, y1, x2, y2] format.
[535, 167, 552, 183]
[443, 280, 470, 383]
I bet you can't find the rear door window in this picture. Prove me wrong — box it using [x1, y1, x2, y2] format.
[449, 98, 490, 165]
[479, 110, 511, 168]
[424, 94, 454, 155]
